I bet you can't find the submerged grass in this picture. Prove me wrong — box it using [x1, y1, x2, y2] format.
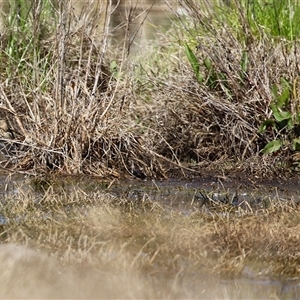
[1, 183, 300, 280]
[0, 173, 299, 298]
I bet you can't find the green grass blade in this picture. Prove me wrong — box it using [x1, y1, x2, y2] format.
[184, 43, 203, 83]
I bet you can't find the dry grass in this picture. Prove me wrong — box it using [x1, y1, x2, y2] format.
[0, 1, 170, 179]
[0, 0, 299, 179]
[133, 0, 300, 177]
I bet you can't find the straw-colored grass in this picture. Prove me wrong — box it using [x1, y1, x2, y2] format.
[0, 0, 169, 179]
[134, 0, 300, 177]
[0, 0, 299, 179]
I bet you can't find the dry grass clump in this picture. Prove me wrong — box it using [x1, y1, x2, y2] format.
[130, 0, 300, 176]
[0, 0, 169, 179]
[0, 0, 299, 178]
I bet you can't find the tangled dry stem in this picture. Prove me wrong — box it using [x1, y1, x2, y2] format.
[0, 1, 171, 179]
[0, 0, 298, 179]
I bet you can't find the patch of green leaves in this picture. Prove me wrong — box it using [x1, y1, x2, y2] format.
[261, 139, 282, 154]
[241, 0, 300, 40]
[260, 77, 300, 154]
[184, 43, 203, 83]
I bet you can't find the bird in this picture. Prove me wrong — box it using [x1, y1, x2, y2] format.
[0, 119, 13, 139]
[0, 119, 15, 158]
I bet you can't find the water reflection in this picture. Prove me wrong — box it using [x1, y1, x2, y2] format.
[0, 174, 300, 298]
[0, 1, 177, 57]
[110, 1, 176, 55]
[72, 0, 178, 56]
[0, 243, 299, 299]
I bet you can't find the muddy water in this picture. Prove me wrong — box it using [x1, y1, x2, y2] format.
[0, 243, 293, 299]
[0, 242, 299, 299]
[51, 174, 300, 216]
[0, 173, 300, 299]
[109, 2, 176, 55]
[71, 0, 178, 56]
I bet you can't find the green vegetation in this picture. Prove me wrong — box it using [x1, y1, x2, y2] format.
[244, 0, 300, 41]
[181, 0, 300, 172]
[259, 77, 300, 154]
